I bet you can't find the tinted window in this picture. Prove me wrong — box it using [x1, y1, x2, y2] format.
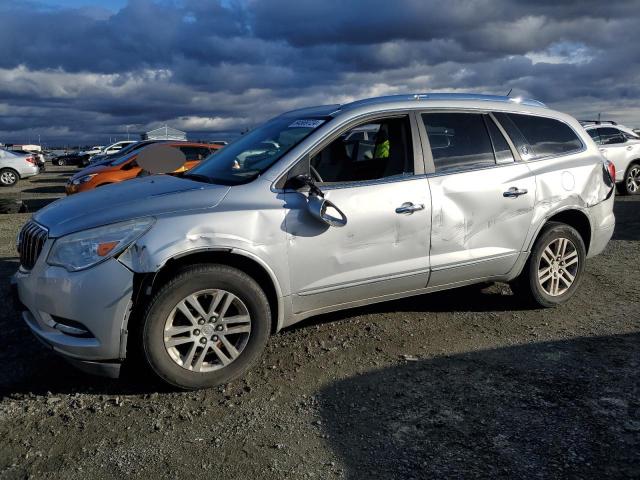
[598, 127, 626, 145]
[180, 146, 212, 161]
[504, 113, 583, 158]
[485, 117, 514, 164]
[587, 129, 601, 144]
[310, 116, 413, 183]
[422, 113, 495, 173]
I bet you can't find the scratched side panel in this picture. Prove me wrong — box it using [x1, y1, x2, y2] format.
[124, 179, 291, 295]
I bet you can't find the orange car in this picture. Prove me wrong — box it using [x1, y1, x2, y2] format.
[65, 142, 220, 195]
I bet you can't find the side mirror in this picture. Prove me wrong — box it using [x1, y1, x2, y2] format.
[307, 194, 347, 228]
[287, 173, 347, 228]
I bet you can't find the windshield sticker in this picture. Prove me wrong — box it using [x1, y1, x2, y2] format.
[288, 119, 325, 129]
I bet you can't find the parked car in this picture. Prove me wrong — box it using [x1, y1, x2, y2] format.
[52, 152, 91, 167]
[581, 120, 640, 194]
[12, 149, 46, 172]
[65, 142, 219, 194]
[13, 93, 615, 389]
[79, 145, 105, 156]
[0, 149, 39, 186]
[101, 140, 136, 156]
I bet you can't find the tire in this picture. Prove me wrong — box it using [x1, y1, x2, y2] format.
[56, 158, 65, 166]
[141, 264, 271, 390]
[622, 163, 640, 195]
[0, 168, 19, 187]
[511, 222, 586, 308]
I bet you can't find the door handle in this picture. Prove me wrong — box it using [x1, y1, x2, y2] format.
[395, 202, 425, 214]
[627, 146, 633, 151]
[503, 187, 528, 198]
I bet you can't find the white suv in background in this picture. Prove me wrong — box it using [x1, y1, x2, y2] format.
[582, 121, 640, 195]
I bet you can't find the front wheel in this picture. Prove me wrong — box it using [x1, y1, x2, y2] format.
[511, 222, 586, 308]
[141, 264, 271, 390]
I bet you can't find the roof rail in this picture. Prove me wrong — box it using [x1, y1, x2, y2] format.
[579, 120, 618, 126]
[342, 92, 547, 110]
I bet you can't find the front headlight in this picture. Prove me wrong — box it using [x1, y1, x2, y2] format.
[72, 174, 96, 185]
[47, 218, 155, 271]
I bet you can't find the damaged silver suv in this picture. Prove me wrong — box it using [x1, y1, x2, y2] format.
[14, 93, 616, 389]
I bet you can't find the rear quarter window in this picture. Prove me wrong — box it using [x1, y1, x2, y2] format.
[500, 113, 583, 159]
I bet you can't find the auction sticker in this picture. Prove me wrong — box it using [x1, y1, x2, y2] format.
[289, 119, 325, 128]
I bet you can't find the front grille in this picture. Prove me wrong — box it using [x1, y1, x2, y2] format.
[17, 221, 48, 270]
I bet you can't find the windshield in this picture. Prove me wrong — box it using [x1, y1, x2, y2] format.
[185, 116, 329, 185]
[107, 142, 155, 166]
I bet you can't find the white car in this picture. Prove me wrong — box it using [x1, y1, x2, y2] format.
[80, 145, 105, 156]
[101, 140, 136, 156]
[0, 149, 40, 186]
[582, 121, 640, 194]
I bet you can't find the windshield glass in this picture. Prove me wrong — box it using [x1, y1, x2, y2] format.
[185, 116, 329, 184]
[108, 142, 155, 166]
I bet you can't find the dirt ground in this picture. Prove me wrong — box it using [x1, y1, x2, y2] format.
[0, 167, 639, 479]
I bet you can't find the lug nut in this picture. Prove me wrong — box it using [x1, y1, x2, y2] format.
[200, 338, 207, 344]
[216, 325, 223, 331]
[193, 329, 200, 335]
[213, 335, 218, 341]
[198, 319, 205, 325]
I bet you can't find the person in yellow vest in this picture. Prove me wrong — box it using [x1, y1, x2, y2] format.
[374, 127, 390, 158]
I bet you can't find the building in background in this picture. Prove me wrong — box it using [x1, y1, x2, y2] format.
[9, 144, 42, 152]
[142, 125, 187, 141]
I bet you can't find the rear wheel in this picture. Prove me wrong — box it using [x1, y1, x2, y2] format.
[623, 163, 640, 195]
[141, 264, 271, 390]
[512, 222, 586, 307]
[56, 158, 66, 166]
[0, 168, 19, 186]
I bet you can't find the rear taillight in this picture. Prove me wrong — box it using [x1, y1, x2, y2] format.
[25, 156, 36, 165]
[605, 160, 616, 183]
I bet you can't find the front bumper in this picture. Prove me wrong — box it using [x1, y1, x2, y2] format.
[13, 247, 135, 376]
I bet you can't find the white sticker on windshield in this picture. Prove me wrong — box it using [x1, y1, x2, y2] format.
[288, 119, 325, 128]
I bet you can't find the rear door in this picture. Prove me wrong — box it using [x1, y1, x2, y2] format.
[418, 111, 536, 287]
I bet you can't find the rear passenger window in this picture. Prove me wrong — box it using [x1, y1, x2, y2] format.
[422, 113, 495, 173]
[587, 129, 601, 145]
[597, 128, 626, 145]
[502, 113, 583, 158]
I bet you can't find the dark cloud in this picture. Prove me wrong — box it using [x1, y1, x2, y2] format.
[0, 0, 639, 145]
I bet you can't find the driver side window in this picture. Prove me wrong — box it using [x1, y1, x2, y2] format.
[310, 116, 414, 183]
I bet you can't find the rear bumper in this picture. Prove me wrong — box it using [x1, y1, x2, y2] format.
[20, 166, 39, 178]
[587, 194, 616, 258]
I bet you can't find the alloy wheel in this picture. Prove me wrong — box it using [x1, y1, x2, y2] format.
[537, 237, 579, 296]
[627, 166, 640, 193]
[0, 171, 17, 185]
[163, 289, 252, 372]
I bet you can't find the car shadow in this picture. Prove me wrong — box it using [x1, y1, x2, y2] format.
[317, 332, 640, 479]
[22, 185, 66, 194]
[29, 178, 68, 184]
[612, 196, 640, 241]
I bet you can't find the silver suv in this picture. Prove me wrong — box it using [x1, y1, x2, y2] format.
[582, 121, 640, 195]
[14, 93, 616, 389]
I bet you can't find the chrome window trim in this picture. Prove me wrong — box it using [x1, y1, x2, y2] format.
[271, 109, 425, 192]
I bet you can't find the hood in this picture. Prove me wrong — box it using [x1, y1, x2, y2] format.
[70, 164, 110, 180]
[36, 175, 230, 237]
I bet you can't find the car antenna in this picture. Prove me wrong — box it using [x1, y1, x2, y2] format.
[506, 88, 513, 97]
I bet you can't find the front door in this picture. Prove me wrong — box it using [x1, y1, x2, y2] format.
[283, 114, 431, 315]
[418, 111, 536, 286]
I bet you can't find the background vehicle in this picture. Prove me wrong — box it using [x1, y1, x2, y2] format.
[79, 145, 104, 156]
[582, 120, 640, 195]
[52, 152, 91, 167]
[101, 140, 136, 156]
[65, 141, 219, 194]
[87, 140, 138, 166]
[0, 149, 39, 186]
[14, 93, 615, 389]
[12, 149, 46, 172]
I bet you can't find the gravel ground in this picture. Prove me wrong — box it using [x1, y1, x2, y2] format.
[0, 168, 639, 479]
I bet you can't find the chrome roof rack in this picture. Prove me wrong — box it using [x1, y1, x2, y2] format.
[579, 120, 618, 126]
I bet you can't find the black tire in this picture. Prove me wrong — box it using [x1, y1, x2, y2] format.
[56, 158, 65, 166]
[0, 168, 19, 187]
[511, 222, 586, 308]
[141, 264, 271, 390]
[621, 163, 640, 195]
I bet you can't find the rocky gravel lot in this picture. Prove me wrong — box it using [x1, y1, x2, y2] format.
[0, 167, 639, 479]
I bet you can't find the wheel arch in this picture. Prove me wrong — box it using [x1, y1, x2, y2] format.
[531, 208, 592, 255]
[134, 248, 284, 335]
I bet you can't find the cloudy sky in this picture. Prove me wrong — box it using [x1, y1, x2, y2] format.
[1, 0, 639, 146]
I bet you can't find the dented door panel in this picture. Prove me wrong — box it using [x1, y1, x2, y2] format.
[428, 163, 536, 286]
